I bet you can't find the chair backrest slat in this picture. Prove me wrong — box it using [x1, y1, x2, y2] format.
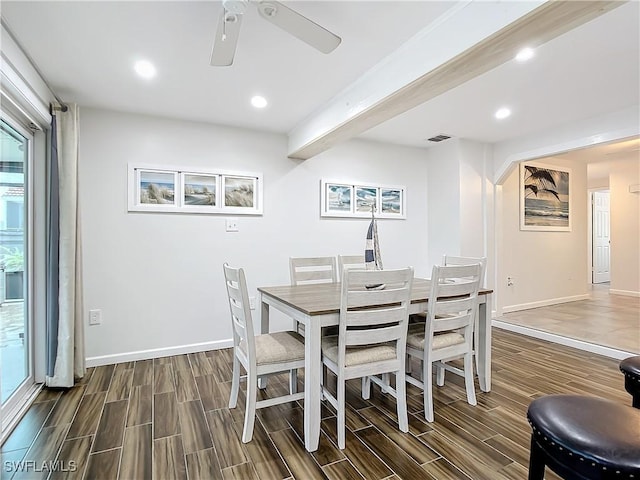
[346, 324, 405, 346]
[433, 296, 475, 316]
[432, 314, 472, 332]
[290, 256, 337, 285]
[347, 305, 408, 327]
[347, 287, 409, 308]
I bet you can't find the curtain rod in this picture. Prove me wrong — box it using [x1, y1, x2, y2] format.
[50, 104, 68, 113]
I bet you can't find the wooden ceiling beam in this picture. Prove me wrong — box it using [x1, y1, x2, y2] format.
[287, 1, 621, 160]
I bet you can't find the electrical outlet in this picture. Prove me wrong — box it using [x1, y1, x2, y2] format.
[249, 296, 256, 310]
[225, 218, 239, 232]
[89, 309, 102, 325]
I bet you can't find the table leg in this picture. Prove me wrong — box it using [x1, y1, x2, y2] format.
[258, 296, 269, 389]
[304, 319, 321, 452]
[477, 296, 492, 392]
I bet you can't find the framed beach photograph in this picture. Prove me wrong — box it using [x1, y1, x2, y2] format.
[520, 162, 571, 231]
[321, 182, 353, 217]
[222, 175, 261, 213]
[183, 173, 217, 207]
[137, 169, 177, 207]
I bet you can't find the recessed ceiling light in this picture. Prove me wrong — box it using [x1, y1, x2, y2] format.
[515, 47, 535, 62]
[495, 107, 511, 120]
[251, 95, 268, 109]
[134, 60, 156, 79]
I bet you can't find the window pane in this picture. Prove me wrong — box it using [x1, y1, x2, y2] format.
[0, 119, 29, 404]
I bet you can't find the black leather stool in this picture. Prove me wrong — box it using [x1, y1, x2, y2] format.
[527, 395, 640, 480]
[620, 356, 640, 408]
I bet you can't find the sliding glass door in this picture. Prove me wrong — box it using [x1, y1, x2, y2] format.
[0, 116, 33, 427]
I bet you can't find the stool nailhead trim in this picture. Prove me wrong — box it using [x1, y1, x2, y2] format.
[621, 372, 640, 383]
[528, 418, 637, 478]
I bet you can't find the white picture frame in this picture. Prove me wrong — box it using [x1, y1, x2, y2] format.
[320, 179, 405, 219]
[222, 175, 260, 214]
[322, 182, 353, 217]
[520, 162, 571, 231]
[128, 164, 263, 215]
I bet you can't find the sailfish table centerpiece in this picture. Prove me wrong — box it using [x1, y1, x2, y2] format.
[365, 205, 385, 289]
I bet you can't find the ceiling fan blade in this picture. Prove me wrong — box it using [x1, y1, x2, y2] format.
[210, 10, 243, 66]
[257, 1, 341, 54]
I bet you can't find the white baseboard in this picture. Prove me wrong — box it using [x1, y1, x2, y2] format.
[493, 320, 635, 360]
[501, 294, 590, 314]
[85, 339, 234, 367]
[609, 289, 640, 298]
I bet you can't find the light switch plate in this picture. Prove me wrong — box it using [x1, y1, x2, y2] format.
[89, 309, 102, 325]
[225, 218, 239, 232]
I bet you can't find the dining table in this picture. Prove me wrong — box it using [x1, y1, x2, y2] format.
[257, 277, 493, 452]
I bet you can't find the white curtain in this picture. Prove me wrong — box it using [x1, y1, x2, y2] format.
[46, 103, 85, 387]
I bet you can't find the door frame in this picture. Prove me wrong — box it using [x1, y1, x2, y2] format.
[0, 107, 45, 443]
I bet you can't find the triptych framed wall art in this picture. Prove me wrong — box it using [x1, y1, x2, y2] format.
[320, 179, 405, 219]
[128, 164, 263, 215]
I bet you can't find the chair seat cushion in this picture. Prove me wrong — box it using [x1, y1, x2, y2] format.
[321, 336, 396, 366]
[406, 323, 464, 350]
[527, 395, 640, 476]
[240, 331, 305, 366]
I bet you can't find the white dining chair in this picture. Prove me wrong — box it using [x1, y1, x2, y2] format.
[289, 256, 338, 285]
[442, 254, 487, 288]
[337, 254, 366, 280]
[321, 267, 414, 449]
[442, 254, 487, 374]
[223, 263, 305, 443]
[289, 256, 338, 335]
[406, 263, 481, 422]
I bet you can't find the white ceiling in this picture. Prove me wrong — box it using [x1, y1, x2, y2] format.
[2, 0, 639, 154]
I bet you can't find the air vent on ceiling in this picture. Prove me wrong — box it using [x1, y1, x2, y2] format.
[426, 134, 451, 143]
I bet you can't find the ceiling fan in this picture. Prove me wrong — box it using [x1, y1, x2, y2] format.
[210, 0, 342, 66]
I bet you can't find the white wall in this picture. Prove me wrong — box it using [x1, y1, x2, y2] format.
[426, 141, 461, 266]
[499, 158, 589, 312]
[610, 158, 640, 296]
[79, 108, 430, 365]
[425, 139, 493, 279]
[459, 139, 491, 258]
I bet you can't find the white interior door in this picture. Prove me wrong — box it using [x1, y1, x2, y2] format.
[592, 191, 611, 283]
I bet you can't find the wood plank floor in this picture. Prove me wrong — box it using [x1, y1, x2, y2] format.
[1, 329, 631, 480]
[498, 283, 640, 354]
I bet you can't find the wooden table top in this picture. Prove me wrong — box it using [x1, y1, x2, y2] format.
[258, 278, 492, 316]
